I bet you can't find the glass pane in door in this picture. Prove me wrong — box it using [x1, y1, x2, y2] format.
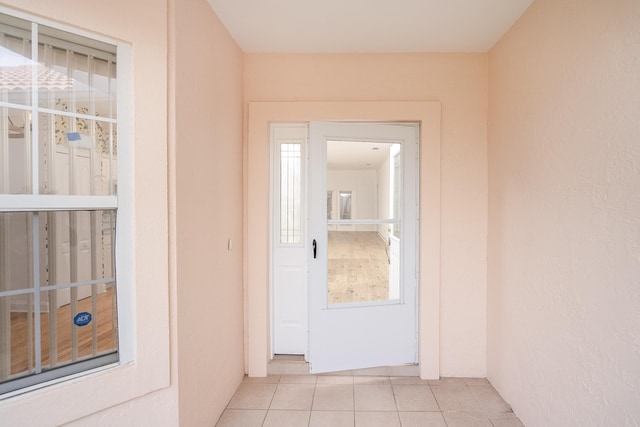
[326, 140, 401, 305]
[280, 143, 301, 244]
[328, 228, 391, 304]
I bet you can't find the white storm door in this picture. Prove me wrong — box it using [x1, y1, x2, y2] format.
[308, 121, 419, 374]
[272, 124, 308, 355]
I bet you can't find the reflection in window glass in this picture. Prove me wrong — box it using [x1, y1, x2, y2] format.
[0, 10, 120, 395]
[0, 14, 33, 108]
[0, 210, 118, 393]
[393, 152, 401, 238]
[339, 191, 352, 220]
[37, 25, 117, 119]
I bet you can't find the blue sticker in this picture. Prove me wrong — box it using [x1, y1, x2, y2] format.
[66, 132, 81, 141]
[74, 312, 92, 327]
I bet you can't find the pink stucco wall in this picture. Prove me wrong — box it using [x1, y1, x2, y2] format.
[244, 53, 489, 377]
[0, 1, 246, 425]
[172, 0, 245, 425]
[0, 0, 175, 425]
[488, 0, 640, 425]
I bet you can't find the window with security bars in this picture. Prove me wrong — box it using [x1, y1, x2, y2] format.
[0, 11, 119, 395]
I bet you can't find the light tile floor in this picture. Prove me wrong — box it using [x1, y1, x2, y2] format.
[216, 375, 524, 427]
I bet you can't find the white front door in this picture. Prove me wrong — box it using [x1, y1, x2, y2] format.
[308, 121, 419, 374]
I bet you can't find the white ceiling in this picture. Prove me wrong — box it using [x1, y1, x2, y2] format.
[327, 140, 394, 170]
[206, 0, 533, 53]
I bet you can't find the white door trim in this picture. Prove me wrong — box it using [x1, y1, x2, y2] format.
[246, 101, 441, 379]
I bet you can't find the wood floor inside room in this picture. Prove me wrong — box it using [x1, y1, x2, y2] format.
[6, 288, 118, 376]
[328, 231, 390, 304]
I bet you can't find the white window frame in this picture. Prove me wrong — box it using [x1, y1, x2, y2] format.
[0, 8, 133, 398]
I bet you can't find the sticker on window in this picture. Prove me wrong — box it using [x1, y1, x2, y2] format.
[73, 312, 93, 327]
[66, 132, 95, 149]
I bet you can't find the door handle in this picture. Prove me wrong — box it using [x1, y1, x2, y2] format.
[312, 239, 317, 259]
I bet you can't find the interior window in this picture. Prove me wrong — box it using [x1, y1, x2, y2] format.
[339, 191, 352, 220]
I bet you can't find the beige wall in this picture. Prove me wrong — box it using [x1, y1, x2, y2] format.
[171, 0, 245, 425]
[0, 0, 246, 425]
[0, 0, 176, 425]
[245, 54, 489, 376]
[488, 0, 640, 425]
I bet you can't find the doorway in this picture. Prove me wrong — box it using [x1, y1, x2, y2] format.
[271, 121, 420, 373]
[247, 100, 441, 379]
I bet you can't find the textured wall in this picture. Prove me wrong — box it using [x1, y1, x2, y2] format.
[172, 0, 245, 425]
[488, 0, 640, 425]
[0, 0, 175, 425]
[245, 53, 488, 376]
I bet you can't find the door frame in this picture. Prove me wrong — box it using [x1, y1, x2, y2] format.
[246, 101, 441, 379]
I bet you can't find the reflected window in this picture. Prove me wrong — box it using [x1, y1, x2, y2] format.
[339, 191, 352, 220]
[393, 152, 401, 238]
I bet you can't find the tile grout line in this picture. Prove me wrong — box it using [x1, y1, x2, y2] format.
[389, 377, 401, 425]
[307, 379, 317, 427]
[261, 380, 279, 427]
[428, 382, 450, 427]
[428, 382, 444, 412]
[352, 376, 358, 426]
